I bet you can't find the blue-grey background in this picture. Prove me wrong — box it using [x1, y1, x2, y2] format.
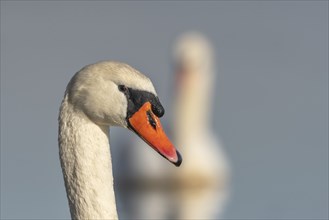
[1, 1, 328, 219]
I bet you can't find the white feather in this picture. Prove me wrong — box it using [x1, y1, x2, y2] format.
[58, 61, 157, 219]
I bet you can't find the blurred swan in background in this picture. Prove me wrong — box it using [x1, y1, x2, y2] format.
[172, 32, 230, 219]
[116, 32, 230, 219]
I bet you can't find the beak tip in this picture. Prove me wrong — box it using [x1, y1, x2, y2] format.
[173, 150, 183, 167]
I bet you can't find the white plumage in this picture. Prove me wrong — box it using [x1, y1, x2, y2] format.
[58, 61, 177, 219]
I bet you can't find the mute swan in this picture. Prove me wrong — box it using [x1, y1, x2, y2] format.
[117, 33, 230, 219]
[58, 61, 182, 219]
[172, 32, 230, 219]
[173, 32, 229, 184]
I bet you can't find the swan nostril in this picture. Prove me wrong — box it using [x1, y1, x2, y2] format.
[146, 110, 157, 130]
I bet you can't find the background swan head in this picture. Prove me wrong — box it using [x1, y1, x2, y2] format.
[173, 32, 214, 81]
[64, 60, 182, 166]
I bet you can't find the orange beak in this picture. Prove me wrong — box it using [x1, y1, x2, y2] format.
[128, 102, 182, 166]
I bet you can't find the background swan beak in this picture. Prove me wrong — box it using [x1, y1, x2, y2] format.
[128, 102, 182, 167]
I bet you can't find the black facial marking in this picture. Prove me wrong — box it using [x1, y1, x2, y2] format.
[146, 110, 157, 130]
[118, 85, 165, 120]
[151, 96, 164, 117]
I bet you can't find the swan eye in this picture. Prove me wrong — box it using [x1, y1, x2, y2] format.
[118, 85, 131, 99]
[118, 85, 128, 92]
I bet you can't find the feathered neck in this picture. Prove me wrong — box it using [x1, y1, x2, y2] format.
[174, 68, 215, 138]
[58, 95, 118, 219]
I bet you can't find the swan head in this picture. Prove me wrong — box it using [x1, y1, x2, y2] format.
[65, 61, 182, 166]
[173, 32, 214, 86]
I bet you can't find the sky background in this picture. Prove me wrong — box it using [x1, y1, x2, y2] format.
[1, 1, 328, 219]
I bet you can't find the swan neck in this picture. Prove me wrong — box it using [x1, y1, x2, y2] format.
[58, 96, 118, 219]
[174, 69, 214, 136]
